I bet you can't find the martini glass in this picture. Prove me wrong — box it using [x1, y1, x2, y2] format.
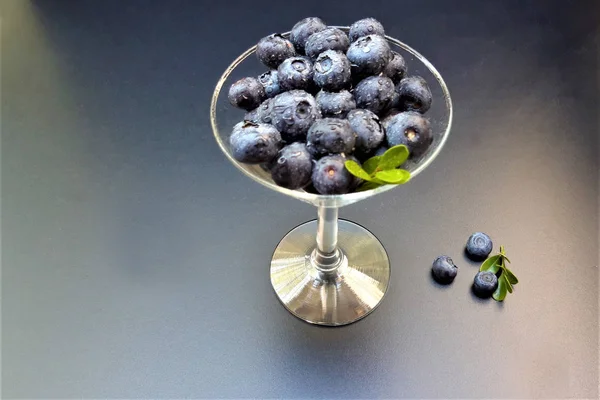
[210, 27, 452, 326]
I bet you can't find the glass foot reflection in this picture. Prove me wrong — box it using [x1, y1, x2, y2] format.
[270, 219, 390, 326]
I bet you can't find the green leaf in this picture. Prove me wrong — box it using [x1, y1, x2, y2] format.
[362, 156, 381, 175]
[488, 262, 501, 274]
[493, 277, 508, 301]
[503, 267, 518, 285]
[503, 255, 512, 264]
[344, 160, 373, 181]
[378, 145, 410, 170]
[503, 273, 513, 293]
[374, 169, 411, 184]
[357, 181, 383, 191]
[480, 255, 501, 272]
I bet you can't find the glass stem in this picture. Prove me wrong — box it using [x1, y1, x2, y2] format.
[313, 206, 342, 276]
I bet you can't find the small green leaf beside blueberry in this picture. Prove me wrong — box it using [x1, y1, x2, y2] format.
[374, 169, 410, 184]
[344, 145, 412, 191]
[479, 254, 500, 272]
[362, 156, 381, 175]
[378, 144, 409, 170]
[493, 277, 508, 301]
[478, 244, 518, 302]
[344, 160, 373, 181]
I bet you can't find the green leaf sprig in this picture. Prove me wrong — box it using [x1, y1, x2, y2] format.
[480, 245, 518, 301]
[344, 145, 411, 191]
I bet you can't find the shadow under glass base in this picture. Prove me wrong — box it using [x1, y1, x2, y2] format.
[270, 219, 390, 326]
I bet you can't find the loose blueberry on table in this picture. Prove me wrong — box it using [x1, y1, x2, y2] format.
[472, 271, 498, 298]
[431, 255, 458, 284]
[466, 232, 493, 260]
[228, 17, 435, 195]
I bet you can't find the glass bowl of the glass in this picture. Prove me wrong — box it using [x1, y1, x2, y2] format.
[210, 27, 452, 326]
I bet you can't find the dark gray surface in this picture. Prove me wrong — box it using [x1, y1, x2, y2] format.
[2, 0, 599, 398]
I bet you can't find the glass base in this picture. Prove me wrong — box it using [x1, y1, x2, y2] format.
[270, 219, 390, 326]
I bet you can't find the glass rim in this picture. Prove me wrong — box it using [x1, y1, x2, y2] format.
[210, 26, 453, 206]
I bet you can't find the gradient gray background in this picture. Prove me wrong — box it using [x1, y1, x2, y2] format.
[2, 0, 599, 398]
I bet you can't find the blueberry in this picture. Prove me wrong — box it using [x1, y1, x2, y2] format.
[349, 18, 385, 42]
[277, 56, 314, 91]
[396, 75, 432, 113]
[388, 91, 401, 111]
[271, 90, 321, 142]
[258, 70, 282, 98]
[381, 107, 402, 128]
[347, 109, 384, 155]
[229, 121, 282, 164]
[257, 98, 275, 123]
[313, 50, 352, 91]
[472, 271, 498, 298]
[311, 154, 355, 194]
[270, 142, 313, 189]
[383, 51, 407, 84]
[289, 17, 327, 54]
[466, 232, 493, 261]
[316, 90, 356, 118]
[306, 118, 356, 158]
[347, 35, 391, 76]
[228, 77, 266, 111]
[385, 111, 432, 158]
[354, 76, 395, 115]
[256, 33, 296, 69]
[244, 108, 259, 123]
[431, 255, 458, 284]
[305, 28, 350, 60]
[244, 98, 274, 124]
[350, 68, 372, 90]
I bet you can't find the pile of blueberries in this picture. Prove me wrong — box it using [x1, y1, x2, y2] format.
[227, 17, 433, 195]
